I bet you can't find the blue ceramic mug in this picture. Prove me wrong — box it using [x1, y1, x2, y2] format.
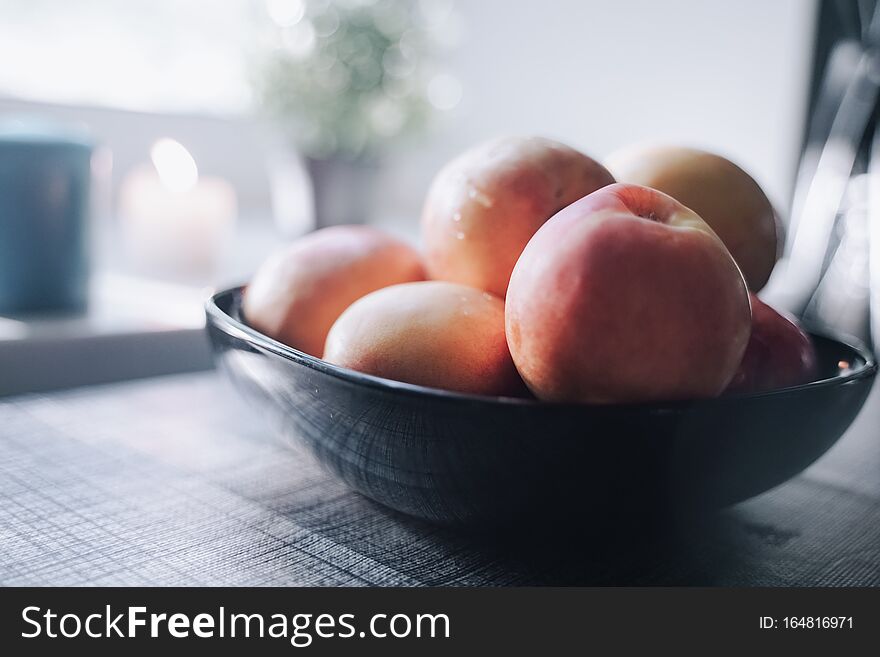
[0, 120, 93, 314]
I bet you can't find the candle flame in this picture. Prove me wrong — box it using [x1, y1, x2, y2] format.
[150, 138, 198, 193]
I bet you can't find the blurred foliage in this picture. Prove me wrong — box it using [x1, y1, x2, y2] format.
[256, 0, 443, 159]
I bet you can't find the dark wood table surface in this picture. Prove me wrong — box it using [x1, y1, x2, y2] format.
[1, 370, 878, 586]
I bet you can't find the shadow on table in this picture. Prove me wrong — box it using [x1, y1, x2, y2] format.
[439, 508, 763, 586]
[288, 488, 764, 586]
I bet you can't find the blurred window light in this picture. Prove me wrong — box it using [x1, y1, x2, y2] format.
[0, 0, 256, 114]
[265, 0, 306, 27]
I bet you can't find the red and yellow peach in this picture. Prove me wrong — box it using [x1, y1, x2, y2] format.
[324, 281, 524, 396]
[726, 294, 817, 394]
[605, 145, 778, 291]
[505, 183, 752, 403]
[422, 136, 614, 298]
[244, 225, 424, 357]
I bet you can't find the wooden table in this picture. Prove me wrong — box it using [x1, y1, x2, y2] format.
[1, 371, 878, 586]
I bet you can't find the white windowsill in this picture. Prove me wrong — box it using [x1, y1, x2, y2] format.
[0, 273, 216, 397]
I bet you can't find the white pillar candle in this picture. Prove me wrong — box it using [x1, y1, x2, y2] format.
[119, 138, 237, 282]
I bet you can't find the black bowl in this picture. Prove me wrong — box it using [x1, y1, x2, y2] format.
[206, 287, 876, 526]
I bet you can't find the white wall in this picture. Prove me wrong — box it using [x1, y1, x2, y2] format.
[381, 0, 818, 223]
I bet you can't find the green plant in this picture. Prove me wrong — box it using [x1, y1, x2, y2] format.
[256, 0, 443, 159]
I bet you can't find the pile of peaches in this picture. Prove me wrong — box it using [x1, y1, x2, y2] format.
[244, 137, 817, 403]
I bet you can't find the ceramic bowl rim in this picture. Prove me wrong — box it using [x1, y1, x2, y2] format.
[206, 286, 877, 411]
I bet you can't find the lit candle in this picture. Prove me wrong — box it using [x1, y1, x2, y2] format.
[118, 138, 237, 282]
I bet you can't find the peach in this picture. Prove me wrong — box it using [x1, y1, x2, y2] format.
[422, 136, 614, 297]
[243, 225, 424, 357]
[726, 294, 817, 394]
[506, 183, 752, 403]
[324, 281, 523, 396]
[605, 145, 778, 291]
